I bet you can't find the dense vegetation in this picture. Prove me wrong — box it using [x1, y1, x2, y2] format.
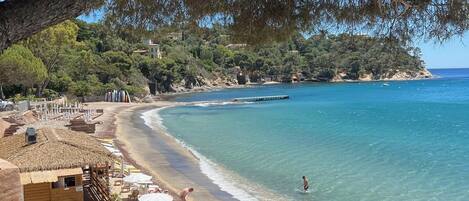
[0, 20, 426, 101]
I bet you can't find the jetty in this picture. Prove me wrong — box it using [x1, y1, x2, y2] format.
[233, 95, 289, 102]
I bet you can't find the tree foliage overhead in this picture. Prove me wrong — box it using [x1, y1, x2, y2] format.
[1, 0, 468, 51]
[0, 0, 102, 51]
[105, 0, 469, 44]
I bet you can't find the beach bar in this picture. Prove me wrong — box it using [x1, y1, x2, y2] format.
[0, 128, 114, 201]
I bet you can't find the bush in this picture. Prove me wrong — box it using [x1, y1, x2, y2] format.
[42, 89, 60, 99]
[10, 94, 39, 102]
[317, 69, 335, 80]
[124, 85, 146, 96]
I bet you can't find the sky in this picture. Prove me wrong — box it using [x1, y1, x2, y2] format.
[78, 14, 468, 69]
[416, 34, 469, 69]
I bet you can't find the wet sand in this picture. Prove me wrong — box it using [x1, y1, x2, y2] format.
[114, 102, 238, 201]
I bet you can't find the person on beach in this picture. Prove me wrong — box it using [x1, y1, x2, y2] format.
[302, 176, 309, 192]
[179, 187, 194, 201]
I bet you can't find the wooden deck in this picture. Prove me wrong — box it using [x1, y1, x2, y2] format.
[233, 95, 289, 102]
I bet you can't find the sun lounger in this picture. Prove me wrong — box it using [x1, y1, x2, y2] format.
[114, 180, 123, 186]
[97, 138, 113, 143]
[147, 184, 162, 193]
[125, 165, 141, 173]
[101, 142, 114, 147]
[121, 183, 131, 193]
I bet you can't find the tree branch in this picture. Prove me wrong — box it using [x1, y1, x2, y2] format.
[0, 0, 103, 51]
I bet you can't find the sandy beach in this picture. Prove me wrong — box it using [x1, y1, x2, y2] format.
[89, 101, 238, 201]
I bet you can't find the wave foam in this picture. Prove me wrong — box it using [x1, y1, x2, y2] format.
[142, 108, 267, 201]
[192, 101, 253, 107]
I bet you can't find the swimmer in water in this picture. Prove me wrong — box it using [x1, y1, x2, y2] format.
[302, 176, 309, 192]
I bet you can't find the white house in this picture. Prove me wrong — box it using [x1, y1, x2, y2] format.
[144, 39, 162, 59]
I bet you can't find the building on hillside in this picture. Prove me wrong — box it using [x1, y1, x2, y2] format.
[167, 32, 183, 40]
[133, 39, 162, 59]
[145, 39, 162, 59]
[0, 128, 114, 201]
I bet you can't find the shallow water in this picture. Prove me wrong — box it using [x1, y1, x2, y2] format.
[157, 69, 469, 201]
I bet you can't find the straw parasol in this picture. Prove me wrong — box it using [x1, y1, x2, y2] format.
[138, 193, 173, 201]
[0, 128, 114, 172]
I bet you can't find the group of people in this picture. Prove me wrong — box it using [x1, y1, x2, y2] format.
[179, 176, 310, 200]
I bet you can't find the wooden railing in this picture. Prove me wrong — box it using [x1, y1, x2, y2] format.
[87, 174, 111, 201]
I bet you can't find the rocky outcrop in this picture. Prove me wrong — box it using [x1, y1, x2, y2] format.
[382, 68, 432, 80]
[332, 68, 432, 82]
[152, 67, 432, 95]
[168, 75, 239, 93]
[358, 73, 373, 81]
[236, 72, 247, 85]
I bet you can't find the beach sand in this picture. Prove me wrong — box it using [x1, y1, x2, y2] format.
[89, 101, 237, 201]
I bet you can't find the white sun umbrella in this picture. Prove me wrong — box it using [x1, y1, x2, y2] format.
[103, 146, 122, 156]
[123, 173, 152, 184]
[138, 193, 173, 201]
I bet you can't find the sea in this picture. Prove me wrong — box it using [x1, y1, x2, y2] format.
[148, 68, 469, 201]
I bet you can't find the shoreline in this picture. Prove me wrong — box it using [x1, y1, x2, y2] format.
[84, 102, 187, 199]
[112, 102, 240, 201]
[90, 97, 286, 200]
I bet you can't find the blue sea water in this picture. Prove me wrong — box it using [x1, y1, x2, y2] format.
[158, 68, 469, 201]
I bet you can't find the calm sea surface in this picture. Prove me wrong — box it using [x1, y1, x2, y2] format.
[156, 68, 469, 201]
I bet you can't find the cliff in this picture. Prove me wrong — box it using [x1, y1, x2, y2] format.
[165, 67, 432, 93]
[332, 68, 432, 82]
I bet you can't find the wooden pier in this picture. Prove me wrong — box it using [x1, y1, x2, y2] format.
[233, 95, 289, 102]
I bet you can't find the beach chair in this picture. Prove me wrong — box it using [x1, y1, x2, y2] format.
[114, 179, 123, 186]
[111, 168, 125, 178]
[148, 184, 162, 193]
[125, 164, 141, 174]
[121, 183, 131, 193]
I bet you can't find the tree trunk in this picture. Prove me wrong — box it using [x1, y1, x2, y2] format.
[22, 86, 28, 97]
[36, 79, 50, 97]
[0, 0, 103, 51]
[35, 85, 41, 97]
[0, 84, 5, 100]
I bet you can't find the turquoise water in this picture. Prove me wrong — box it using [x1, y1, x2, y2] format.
[159, 69, 469, 201]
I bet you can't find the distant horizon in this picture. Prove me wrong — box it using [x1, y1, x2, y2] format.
[428, 67, 469, 70]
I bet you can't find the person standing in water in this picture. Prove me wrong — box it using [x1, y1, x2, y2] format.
[302, 176, 309, 192]
[179, 187, 194, 201]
